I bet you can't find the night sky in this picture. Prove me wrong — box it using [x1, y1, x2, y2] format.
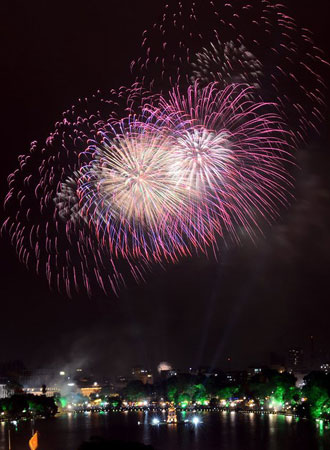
[1, 0, 330, 377]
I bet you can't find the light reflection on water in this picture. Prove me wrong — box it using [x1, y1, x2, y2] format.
[0, 411, 328, 450]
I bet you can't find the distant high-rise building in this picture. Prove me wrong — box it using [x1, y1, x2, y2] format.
[0, 383, 9, 399]
[287, 348, 304, 371]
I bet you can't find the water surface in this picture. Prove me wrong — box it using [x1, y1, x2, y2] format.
[1, 410, 329, 450]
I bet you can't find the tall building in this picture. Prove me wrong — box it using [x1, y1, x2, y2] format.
[0, 384, 8, 399]
[287, 348, 304, 372]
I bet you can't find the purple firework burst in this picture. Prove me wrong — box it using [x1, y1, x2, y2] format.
[2, 0, 328, 297]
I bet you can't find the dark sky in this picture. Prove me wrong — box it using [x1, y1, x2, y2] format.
[1, 0, 330, 377]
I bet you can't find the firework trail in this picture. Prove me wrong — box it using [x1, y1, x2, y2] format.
[2, 1, 328, 296]
[2, 82, 293, 297]
[2, 87, 157, 297]
[132, 0, 328, 143]
[77, 83, 293, 259]
[159, 82, 293, 243]
[77, 113, 194, 263]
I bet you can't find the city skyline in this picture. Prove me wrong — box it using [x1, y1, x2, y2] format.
[0, 335, 329, 381]
[1, 0, 330, 401]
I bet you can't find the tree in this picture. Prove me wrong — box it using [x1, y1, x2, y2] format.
[217, 386, 239, 401]
[166, 374, 201, 405]
[122, 381, 148, 403]
[301, 371, 330, 419]
[0, 394, 57, 419]
[178, 392, 191, 405]
[108, 395, 121, 408]
[249, 369, 297, 408]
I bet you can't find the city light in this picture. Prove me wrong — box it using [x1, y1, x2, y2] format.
[192, 417, 200, 425]
[152, 418, 160, 425]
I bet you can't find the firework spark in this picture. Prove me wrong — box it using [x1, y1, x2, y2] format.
[132, 0, 328, 142]
[160, 82, 293, 243]
[77, 116, 195, 263]
[2, 87, 158, 297]
[76, 83, 293, 260]
[2, 1, 327, 297]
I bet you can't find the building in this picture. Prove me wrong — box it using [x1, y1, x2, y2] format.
[80, 382, 102, 398]
[287, 348, 304, 372]
[247, 365, 264, 379]
[131, 367, 153, 384]
[225, 371, 247, 384]
[0, 384, 8, 399]
[23, 386, 60, 397]
[320, 363, 330, 374]
[113, 376, 129, 390]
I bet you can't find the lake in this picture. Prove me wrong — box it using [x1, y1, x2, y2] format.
[0, 410, 329, 450]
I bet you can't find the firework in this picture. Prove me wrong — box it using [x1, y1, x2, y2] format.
[191, 39, 263, 89]
[159, 82, 293, 243]
[54, 172, 84, 223]
[132, 0, 327, 142]
[76, 83, 293, 260]
[77, 115, 196, 263]
[2, 87, 158, 297]
[2, 1, 327, 297]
